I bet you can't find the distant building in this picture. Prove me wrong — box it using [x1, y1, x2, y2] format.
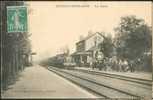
[71, 32, 105, 67]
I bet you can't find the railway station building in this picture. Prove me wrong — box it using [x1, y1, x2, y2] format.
[71, 32, 105, 67]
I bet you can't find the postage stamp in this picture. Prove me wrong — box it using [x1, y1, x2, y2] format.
[7, 6, 27, 33]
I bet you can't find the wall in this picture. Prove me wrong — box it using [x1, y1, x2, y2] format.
[76, 40, 85, 52]
[85, 33, 104, 51]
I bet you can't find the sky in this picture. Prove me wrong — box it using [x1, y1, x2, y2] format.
[27, 1, 152, 62]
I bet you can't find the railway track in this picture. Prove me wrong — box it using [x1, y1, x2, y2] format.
[48, 67, 143, 99]
[75, 69, 152, 86]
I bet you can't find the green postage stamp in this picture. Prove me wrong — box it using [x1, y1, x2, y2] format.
[7, 6, 28, 33]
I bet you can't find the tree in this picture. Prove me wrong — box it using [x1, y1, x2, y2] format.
[114, 15, 152, 71]
[1, 1, 31, 90]
[99, 34, 114, 58]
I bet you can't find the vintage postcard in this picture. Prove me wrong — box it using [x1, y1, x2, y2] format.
[1, 1, 152, 100]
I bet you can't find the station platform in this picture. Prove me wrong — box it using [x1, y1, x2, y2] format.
[1, 65, 96, 99]
[75, 67, 152, 81]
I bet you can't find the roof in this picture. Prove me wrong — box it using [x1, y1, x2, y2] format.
[76, 32, 106, 45]
[55, 53, 67, 57]
[71, 51, 91, 56]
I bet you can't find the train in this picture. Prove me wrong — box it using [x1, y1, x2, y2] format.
[46, 53, 76, 69]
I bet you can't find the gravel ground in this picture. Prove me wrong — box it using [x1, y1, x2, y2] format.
[62, 69, 151, 99]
